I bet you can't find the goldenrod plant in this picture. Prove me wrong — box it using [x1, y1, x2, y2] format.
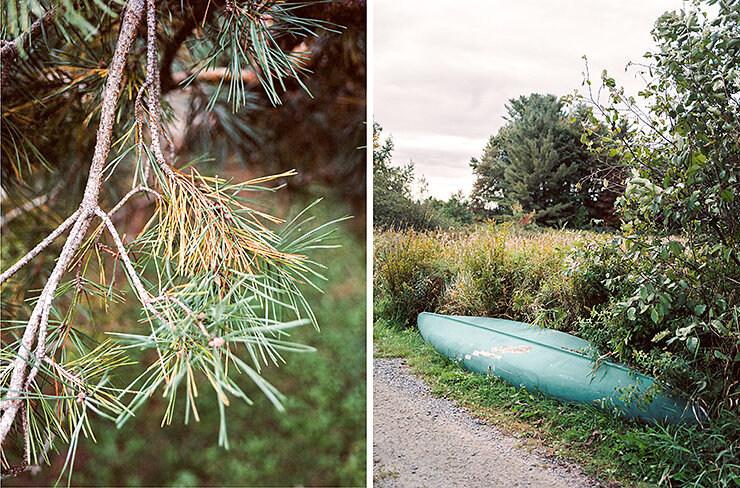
[0, 0, 359, 482]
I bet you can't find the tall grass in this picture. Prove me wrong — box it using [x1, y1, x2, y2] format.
[374, 223, 608, 331]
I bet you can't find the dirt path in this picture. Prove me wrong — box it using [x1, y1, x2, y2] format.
[373, 357, 601, 488]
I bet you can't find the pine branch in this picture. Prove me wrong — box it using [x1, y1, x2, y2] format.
[1, 0, 349, 474]
[0, 171, 70, 228]
[145, 0, 173, 180]
[0, 0, 146, 448]
[94, 207, 157, 309]
[0, 209, 81, 285]
[171, 67, 259, 85]
[159, 9, 199, 94]
[0, 7, 58, 95]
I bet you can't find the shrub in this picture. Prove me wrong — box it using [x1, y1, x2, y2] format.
[374, 224, 610, 332]
[573, 1, 740, 418]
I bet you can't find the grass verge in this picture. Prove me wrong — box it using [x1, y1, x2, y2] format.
[374, 319, 734, 488]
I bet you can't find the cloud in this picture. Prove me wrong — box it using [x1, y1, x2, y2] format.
[375, 0, 679, 199]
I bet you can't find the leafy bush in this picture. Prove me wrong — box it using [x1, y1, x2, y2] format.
[572, 0, 740, 418]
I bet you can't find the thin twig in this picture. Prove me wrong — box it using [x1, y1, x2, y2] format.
[109, 185, 160, 219]
[94, 207, 173, 330]
[94, 208, 153, 304]
[0, 210, 81, 285]
[85, 185, 160, 251]
[145, 0, 175, 180]
[0, 159, 81, 228]
[0, 7, 58, 95]
[42, 357, 85, 388]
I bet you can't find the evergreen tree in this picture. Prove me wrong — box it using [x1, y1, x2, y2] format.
[1, 0, 363, 480]
[471, 93, 609, 227]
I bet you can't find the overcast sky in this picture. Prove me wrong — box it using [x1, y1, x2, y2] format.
[374, 0, 682, 200]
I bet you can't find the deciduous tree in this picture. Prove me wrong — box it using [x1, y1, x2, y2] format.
[576, 0, 739, 415]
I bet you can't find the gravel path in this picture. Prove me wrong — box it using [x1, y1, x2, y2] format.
[373, 356, 601, 488]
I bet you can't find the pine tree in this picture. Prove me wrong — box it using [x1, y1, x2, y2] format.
[471, 93, 606, 227]
[0, 0, 363, 480]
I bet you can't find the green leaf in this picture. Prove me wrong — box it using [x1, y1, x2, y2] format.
[652, 329, 671, 342]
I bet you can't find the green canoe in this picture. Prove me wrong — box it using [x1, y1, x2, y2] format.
[418, 312, 703, 424]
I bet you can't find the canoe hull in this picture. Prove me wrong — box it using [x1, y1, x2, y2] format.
[417, 313, 701, 424]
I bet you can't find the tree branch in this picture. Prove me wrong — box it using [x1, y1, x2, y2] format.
[171, 67, 258, 85]
[94, 207, 153, 305]
[145, 0, 175, 180]
[0, 7, 58, 95]
[94, 207, 176, 329]
[0, 0, 146, 448]
[0, 210, 81, 285]
[159, 16, 196, 94]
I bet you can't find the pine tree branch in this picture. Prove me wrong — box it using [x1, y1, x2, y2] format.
[0, 0, 145, 448]
[159, 0, 215, 94]
[159, 17, 196, 94]
[145, 0, 175, 180]
[0, 172, 71, 228]
[0, 7, 58, 95]
[0, 209, 81, 285]
[94, 207, 152, 304]
[171, 67, 259, 85]
[93, 207, 173, 328]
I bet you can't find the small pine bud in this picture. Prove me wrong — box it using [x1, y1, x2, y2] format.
[209, 337, 226, 347]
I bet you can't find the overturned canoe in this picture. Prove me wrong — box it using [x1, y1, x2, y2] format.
[418, 313, 703, 424]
